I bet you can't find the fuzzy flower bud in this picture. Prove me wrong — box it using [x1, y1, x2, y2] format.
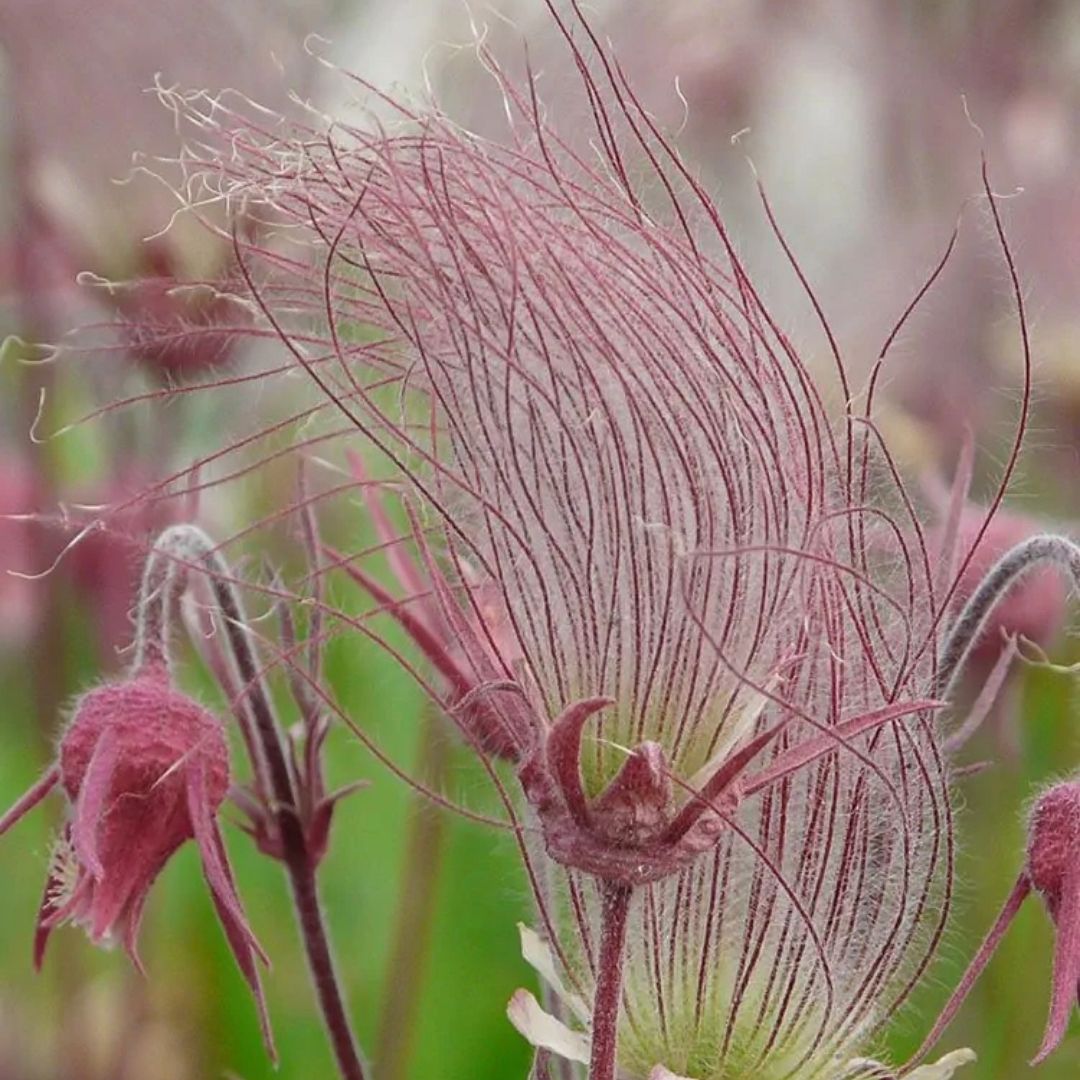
[0, 661, 272, 1052]
[908, 768, 1080, 1071]
[1027, 781, 1080, 1063]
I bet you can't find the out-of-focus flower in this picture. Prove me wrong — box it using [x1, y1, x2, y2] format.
[0, 452, 42, 649]
[110, 241, 245, 382]
[0, 0, 324, 279]
[0, 0, 330, 404]
[925, 479, 1073, 757]
[0, 662, 272, 1050]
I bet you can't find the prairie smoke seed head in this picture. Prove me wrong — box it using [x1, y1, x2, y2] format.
[106, 3, 1080, 1076]
[165, 31, 954, 1079]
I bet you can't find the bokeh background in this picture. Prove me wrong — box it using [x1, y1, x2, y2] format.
[1, 2, 1078, 1077]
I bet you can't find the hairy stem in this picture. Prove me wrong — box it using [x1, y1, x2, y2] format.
[937, 534, 1080, 699]
[133, 540, 189, 672]
[374, 710, 451, 1079]
[208, 556, 368, 1080]
[148, 526, 367, 1080]
[287, 855, 367, 1080]
[903, 874, 1031, 1073]
[589, 882, 632, 1080]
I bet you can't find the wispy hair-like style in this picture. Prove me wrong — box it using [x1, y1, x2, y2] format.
[46, 4, 1055, 1078]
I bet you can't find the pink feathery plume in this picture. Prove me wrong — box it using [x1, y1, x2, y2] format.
[73, 3, 1072, 1078]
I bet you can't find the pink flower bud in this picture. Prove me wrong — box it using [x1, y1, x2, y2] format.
[0, 664, 273, 1054]
[54, 668, 230, 945]
[1027, 781, 1080, 1063]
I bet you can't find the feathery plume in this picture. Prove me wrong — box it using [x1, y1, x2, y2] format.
[52, 3, 1078, 1077]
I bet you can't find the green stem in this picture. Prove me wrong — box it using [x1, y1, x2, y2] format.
[374, 709, 451, 1079]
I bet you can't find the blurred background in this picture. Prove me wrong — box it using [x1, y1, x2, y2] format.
[0, 1, 1078, 1077]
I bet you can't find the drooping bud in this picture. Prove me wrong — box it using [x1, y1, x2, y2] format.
[53, 668, 229, 953]
[1026, 780, 1080, 1064]
[903, 776, 1080, 1072]
[0, 523, 275, 1054]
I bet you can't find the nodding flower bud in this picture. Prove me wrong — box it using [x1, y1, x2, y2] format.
[906, 775, 1080, 1072]
[1026, 780, 1080, 1064]
[0, 665, 273, 1053]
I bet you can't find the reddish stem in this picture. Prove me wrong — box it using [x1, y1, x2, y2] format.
[210, 568, 367, 1080]
[903, 873, 1031, 1073]
[589, 882, 632, 1080]
[0, 767, 59, 837]
[147, 527, 366, 1080]
[288, 857, 366, 1080]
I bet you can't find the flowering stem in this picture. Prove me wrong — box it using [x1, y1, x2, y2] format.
[374, 709, 450, 1080]
[937, 534, 1080, 699]
[0, 766, 58, 837]
[589, 882, 632, 1080]
[147, 526, 367, 1080]
[208, 561, 368, 1080]
[905, 873, 1031, 1072]
[133, 538, 190, 672]
[287, 857, 367, 1080]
